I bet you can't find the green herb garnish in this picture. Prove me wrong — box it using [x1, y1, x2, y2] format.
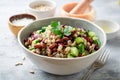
[51, 21, 63, 38]
[51, 21, 73, 37]
[64, 26, 72, 36]
[37, 27, 46, 33]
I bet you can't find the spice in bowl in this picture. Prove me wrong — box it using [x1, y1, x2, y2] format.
[12, 18, 34, 26]
[8, 13, 37, 36]
[33, 5, 52, 11]
[27, 0, 56, 19]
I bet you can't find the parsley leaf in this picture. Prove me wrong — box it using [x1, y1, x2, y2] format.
[64, 26, 72, 36]
[41, 27, 46, 32]
[51, 21, 63, 38]
[37, 27, 46, 34]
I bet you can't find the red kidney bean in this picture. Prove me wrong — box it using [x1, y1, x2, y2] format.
[41, 39, 45, 43]
[62, 36, 69, 41]
[56, 38, 62, 43]
[53, 48, 57, 52]
[49, 43, 57, 49]
[85, 44, 90, 51]
[40, 42, 46, 48]
[95, 44, 99, 50]
[63, 41, 67, 45]
[34, 43, 42, 49]
[89, 38, 93, 44]
[28, 39, 32, 45]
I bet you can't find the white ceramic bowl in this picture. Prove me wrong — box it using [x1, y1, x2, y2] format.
[27, 0, 56, 19]
[95, 20, 120, 40]
[18, 17, 106, 75]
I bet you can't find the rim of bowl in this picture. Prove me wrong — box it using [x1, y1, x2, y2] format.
[8, 13, 37, 27]
[95, 20, 120, 34]
[18, 17, 106, 60]
[27, 0, 56, 12]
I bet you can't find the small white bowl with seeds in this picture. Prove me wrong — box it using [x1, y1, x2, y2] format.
[27, 0, 56, 19]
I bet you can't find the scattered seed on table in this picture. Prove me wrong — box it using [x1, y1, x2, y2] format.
[29, 70, 35, 74]
[15, 62, 23, 66]
[22, 56, 26, 61]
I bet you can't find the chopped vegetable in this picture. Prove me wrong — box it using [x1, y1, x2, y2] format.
[78, 43, 85, 53]
[67, 53, 74, 58]
[64, 26, 72, 36]
[93, 39, 101, 48]
[88, 31, 95, 37]
[75, 37, 84, 44]
[70, 47, 79, 57]
[24, 21, 101, 58]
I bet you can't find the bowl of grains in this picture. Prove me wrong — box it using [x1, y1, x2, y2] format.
[18, 17, 106, 75]
[27, 0, 56, 19]
[8, 13, 37, 36]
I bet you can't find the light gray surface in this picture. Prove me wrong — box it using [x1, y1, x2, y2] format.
[0, 0, 120, 80]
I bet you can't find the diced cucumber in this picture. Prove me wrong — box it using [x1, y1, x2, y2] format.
[75, 37, 84, 44]
[67, 53, 74, 58]
[94, 39, 101, 47]
[70, 47, 79, 57]
[88, 31, 95, 37]
[37, 30, 42, 34]
[80, 30, 84, 35]
[29, 47, 35, 50]
[78, 43, 85, 53]
[36, 27, 46, 34]
[92, 36, 98, 40]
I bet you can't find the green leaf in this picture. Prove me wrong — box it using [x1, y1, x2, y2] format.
[78, 43, 85, 54]
[94, 39, 101, 48]
[50, 21, 63, 38]
[37, 27, 46, 33]
[51, 21, 60, 29]
[64, 26, 72, 36]
[41, 27, 46, 32]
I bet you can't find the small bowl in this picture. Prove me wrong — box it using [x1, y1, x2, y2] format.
[8, 13, 37, 36]
[27, 0, 56, 19]
[60, 2, 96, 21]
[18, 17, 106, 75]
[95, 20, 120, 40]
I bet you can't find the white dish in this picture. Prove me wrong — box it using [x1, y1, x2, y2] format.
[95, 20, 120, 40]
[27, 0, 56, 19]
[18, 17, 106, 75]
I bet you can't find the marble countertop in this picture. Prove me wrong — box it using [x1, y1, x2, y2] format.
[0, 0, 120, 80]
